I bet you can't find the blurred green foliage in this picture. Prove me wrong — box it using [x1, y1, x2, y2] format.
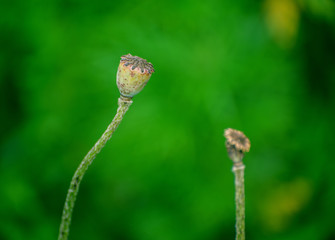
[1, 0, 335, 239]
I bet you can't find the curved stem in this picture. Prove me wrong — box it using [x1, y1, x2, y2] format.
[58, 96, 133, 240]
[232, 163, 245, 240]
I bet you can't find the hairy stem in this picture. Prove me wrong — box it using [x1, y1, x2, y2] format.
[232, 163, 245, 240]
[58, 96, 132, 240]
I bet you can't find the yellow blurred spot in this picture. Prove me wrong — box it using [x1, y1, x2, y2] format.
[259, 178, 312, 232]
[264, 0, 300, 48]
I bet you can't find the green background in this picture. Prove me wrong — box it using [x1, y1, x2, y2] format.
[1, 0, 335, 239]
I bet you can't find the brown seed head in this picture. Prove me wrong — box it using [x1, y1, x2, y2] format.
[224, 128, 250, 164]
[224, 128, 250, 153]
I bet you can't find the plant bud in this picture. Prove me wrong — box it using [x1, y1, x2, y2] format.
[116, 54, 154, 98]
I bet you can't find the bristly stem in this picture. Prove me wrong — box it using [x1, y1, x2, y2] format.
[58, 96, 133, 240]
[232, 162, 245, 240]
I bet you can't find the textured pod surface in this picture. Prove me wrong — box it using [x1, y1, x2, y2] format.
[116, 54, 154, 97]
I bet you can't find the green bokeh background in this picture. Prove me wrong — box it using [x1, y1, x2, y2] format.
[1, 0, 335, 239]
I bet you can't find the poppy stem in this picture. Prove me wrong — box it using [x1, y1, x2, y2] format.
[232, 162, 245, 240]
[58, 96, 132, 240]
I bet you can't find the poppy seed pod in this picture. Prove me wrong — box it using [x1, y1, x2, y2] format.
[224, 128, 250, 164]
[116, 54, 154, 98]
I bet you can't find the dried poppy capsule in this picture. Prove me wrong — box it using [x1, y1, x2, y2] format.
[224, 128, 250, 164]
[116, 54, 154, 98]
